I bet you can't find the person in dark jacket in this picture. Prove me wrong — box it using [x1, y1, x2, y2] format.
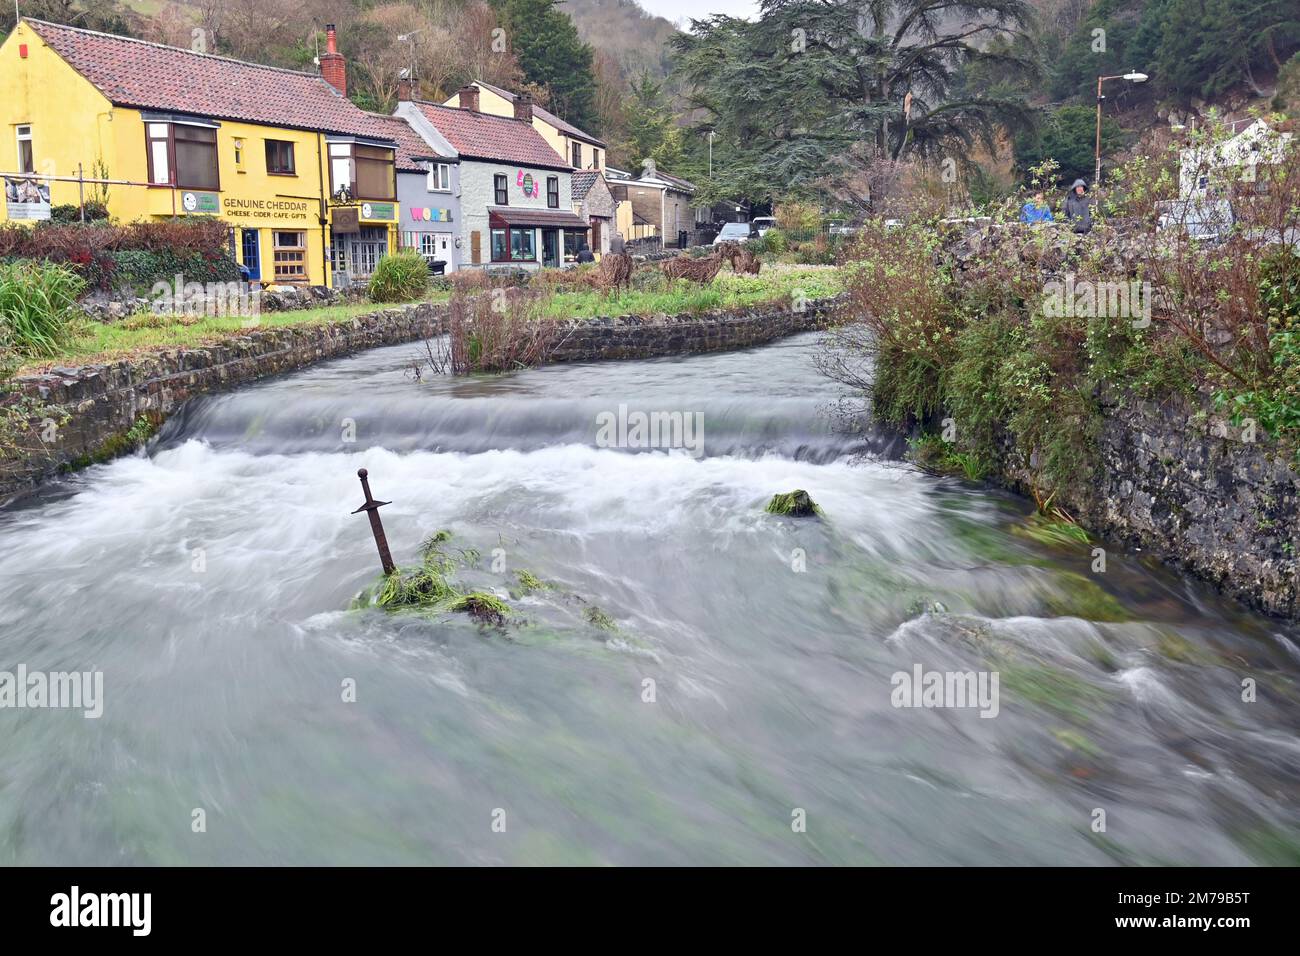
[1063, 179, 1092, 233]
[575, 242, 595, 264]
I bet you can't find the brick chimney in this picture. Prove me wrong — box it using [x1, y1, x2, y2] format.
[320, 24, 347, 96]
[513, 91, 534, 123]
[457, 84, 480, 112]
[397, 77, 414, 102]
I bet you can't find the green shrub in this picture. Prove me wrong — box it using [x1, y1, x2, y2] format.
[0, 261, 85, 357]
[1217, 250, 1300, 456]
[757, 228, 789, 255]
[50, 202, 110, 224]
[368, 251, 430, 303]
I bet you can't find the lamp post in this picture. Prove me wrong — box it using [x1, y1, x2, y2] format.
[1095, 71, 1148, 186]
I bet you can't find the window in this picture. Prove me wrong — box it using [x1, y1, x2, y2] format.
[420, 233, 438, 257]
[571, 141, 582, 168]
[145, 122, 219, 189]
[265, 140, 295, 175]
[16, 125, 33, 174]
[147, 124, 171, 184]
[494, 173, 508, 206]
[490, 226, 535, 262]
[173, 124, 219, 190]
[592, 149, 601, 171]
[355, 145, 394, 200]
[563, 230, 583, 262]
[547, 176, 559, 209]
[328, 142, 395, 200]
[426, 162, 451, 192]
[272, 231, 307, 283]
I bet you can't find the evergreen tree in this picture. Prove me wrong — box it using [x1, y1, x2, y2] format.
[672, 0, 1035, 206]
[500, 0, 600, 134]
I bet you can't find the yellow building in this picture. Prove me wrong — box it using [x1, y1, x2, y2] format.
[0, 20, 403, 288]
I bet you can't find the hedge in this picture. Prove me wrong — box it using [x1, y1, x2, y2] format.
[0, 218, 239, 291]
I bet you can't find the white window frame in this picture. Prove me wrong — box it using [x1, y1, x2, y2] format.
[426, 162, 451, 192]
[329, 142, 354, 198]
[16, 125, 33, 174]
[147, 122, 171, 184]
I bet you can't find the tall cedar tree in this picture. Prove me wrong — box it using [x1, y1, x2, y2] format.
[671, 0, 1035, 206]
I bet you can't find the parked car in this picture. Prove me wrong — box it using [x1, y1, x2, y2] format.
[750, 216, 777, 236]
[712, 222, 752, 245]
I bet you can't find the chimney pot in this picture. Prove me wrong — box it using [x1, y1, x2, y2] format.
[320, 24, 347, 96]
[458, 85, 480, 112]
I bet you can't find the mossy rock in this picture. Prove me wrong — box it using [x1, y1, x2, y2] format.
[515, 570, 548, 593]
[446, 592, 511, 626]
[585, 606, 617, 631]
[1043, 572, 1131, 622]
[765, 489, 821, 517]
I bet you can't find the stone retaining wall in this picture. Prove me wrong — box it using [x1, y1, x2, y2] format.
[545, 295, 842, 362]
[2, 301, 451, 500]
[993, 389, 1299, 621]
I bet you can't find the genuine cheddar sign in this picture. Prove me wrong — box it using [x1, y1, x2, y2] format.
[223, 197, 312, 222]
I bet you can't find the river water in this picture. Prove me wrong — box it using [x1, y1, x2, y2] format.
[1, 332, 1297, 865]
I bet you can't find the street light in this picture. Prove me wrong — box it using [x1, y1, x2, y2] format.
[1095, 70, 1148, 186]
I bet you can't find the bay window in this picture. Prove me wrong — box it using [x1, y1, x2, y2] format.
[146, 120, 219, 190]
[328, 141, 395, 201]
[490, 226, 535, 262]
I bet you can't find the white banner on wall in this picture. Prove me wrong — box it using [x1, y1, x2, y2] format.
[4, 176, 52, 221]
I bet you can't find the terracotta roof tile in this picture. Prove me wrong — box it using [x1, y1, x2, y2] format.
[26, 19, 397, 141]
[365, 113, 448, 172]
[411, 101, 570, 170]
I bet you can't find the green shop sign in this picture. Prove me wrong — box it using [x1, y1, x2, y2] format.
[361, 202, 396, 221]
[180, 191, 220, 215]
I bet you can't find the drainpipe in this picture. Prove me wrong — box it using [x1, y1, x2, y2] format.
[317, 132, 330, 288]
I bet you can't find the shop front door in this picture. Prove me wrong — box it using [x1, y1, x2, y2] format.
[542, 229, 560, 268]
